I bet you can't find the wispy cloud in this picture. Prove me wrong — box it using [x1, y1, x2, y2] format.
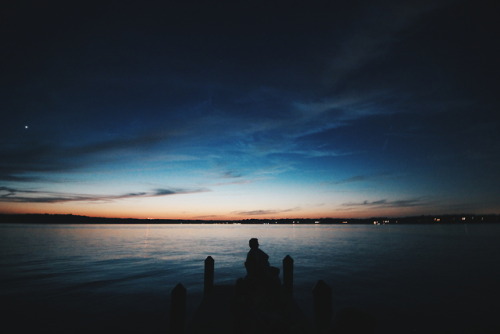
[293, 149, 356, 158]
[221, 170, 243, 179]
[0, 131, 176, 182]
[342, 198, 426, 209]
[192, 214, 224, 219]
[325, 0, 445, 83]
[336, 175, 369, 184]
[233, 207, 299, 216]
[213, 179, 253, 187]
[0, 186, 208, 203]
[216, 91, 400, 164]
[332, 172, 394, 185]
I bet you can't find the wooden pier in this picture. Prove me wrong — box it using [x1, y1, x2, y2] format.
[169, 256, 335, 334]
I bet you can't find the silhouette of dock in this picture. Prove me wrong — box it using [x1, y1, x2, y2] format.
[169, 255, 335, 334]
[189, 283, 310, 334]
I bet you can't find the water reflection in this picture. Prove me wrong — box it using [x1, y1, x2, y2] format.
[1, 223, 500, 333]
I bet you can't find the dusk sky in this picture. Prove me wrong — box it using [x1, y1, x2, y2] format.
[1, 0, 499, 219]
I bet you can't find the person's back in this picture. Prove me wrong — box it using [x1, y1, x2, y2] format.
[244, 238, 280, 290]
[245, 240, 270, 280]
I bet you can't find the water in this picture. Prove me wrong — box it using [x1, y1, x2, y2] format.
[1, 223, 499, 333]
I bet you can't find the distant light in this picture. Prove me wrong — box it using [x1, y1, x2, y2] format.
[25, 125, 29, 129]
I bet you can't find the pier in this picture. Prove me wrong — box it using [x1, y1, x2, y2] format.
[169, 255, 336, 334]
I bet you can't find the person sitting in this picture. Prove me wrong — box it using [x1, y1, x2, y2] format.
[244, 238, 280, 291]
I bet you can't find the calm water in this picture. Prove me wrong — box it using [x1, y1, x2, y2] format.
[1, 223, 500, 333]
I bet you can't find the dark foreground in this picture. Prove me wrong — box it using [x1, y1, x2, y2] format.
[189, 284, 310, 334]
[4, 283, 500, 334]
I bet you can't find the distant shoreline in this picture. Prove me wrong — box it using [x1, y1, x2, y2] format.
[0, 213, 498, 225]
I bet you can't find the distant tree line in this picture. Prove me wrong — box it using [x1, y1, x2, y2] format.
[0, 213, 499, 224]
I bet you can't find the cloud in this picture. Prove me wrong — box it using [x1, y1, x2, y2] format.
[332, 172, 394, 185]
[193, 214, 223, 219]
[342, 198, 426, 208]
[184, 85, 393, 163]
[221, 170, 243, 179]
[0, 131, 175, 182]
[233, 207, 299, 216]
[69, 132, 172, 156]
[296, 149, 355, 158]
[151, 188, 209, 196]
[215, 89, 397, 163]
[334, 175, 369, 185]
[0, 174, 40, 182]
[326, 0, 445, 82]
[0, 186, 208, 204]
[213, 179, 253, 187]
[153, 189, 177, 196]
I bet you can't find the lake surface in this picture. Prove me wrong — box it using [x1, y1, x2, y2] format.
[1, 223, 499, 333]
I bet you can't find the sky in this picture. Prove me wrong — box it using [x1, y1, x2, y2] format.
[1, 0, 499, 219]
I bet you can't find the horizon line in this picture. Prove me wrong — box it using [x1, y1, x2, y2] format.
[1, 212, 499, 222]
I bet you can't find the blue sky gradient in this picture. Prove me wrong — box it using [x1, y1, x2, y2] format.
[1, 0, 499, 219]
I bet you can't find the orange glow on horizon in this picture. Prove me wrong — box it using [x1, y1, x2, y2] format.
[0, 202, 451, 221]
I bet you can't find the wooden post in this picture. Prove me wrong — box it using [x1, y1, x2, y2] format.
[170, 283, 186, 334]
[283, 255, 294, 295]
[204, 256, 214, 296]
[313, 280, 332, 334]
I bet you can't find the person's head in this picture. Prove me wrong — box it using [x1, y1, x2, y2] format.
[249, 238, 259, 249]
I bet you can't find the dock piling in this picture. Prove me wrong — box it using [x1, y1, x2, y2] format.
[283, 255, 294, 295]
[170, 283, 187, 334]
[204, 256, 214, 295]
[313, 280, 332, 333]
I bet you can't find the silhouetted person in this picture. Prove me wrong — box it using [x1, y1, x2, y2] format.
[245, 238, 269, 278]
[244, 238, 280, 292]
